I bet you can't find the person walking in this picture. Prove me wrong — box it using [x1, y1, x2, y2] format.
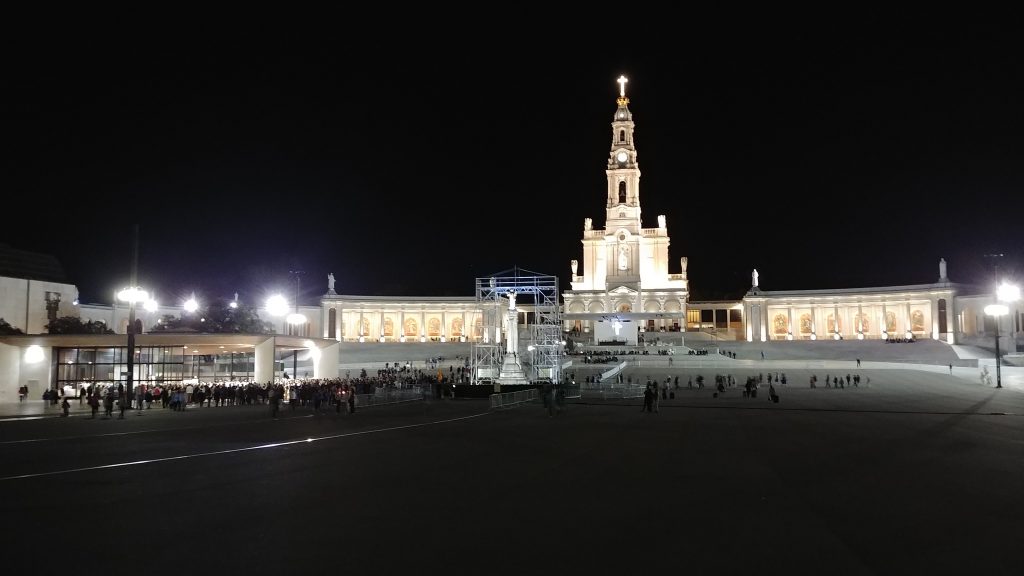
[61, 396, 70, 417]
[88, 393, 99, 419]
[103, 390, 114, 419]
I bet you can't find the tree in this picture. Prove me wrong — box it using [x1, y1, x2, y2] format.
[0, 318, 24, 335]
[46, 316, 115, 334]
[149, 302, 272, 334]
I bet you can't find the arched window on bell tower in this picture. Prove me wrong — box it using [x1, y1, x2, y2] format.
[618, 181, 626, 204]
[619, 129, 626, 142]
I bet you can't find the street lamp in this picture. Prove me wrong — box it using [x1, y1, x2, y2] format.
[985, 282, 1021, 389]
[286, 271, 307, 379]
[265, 273, 307, 379]
[117, 224, 145, 416]
[287, 271, 307, 327]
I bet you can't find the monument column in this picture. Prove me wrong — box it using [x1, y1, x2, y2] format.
[931, 297, 940, 340]
[881, 302, 887, 339]
[788, 307, 794, 339]
[834, 302, 841, 338]
[358, 310, 364, 340]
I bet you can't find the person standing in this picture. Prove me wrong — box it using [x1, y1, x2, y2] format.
[18, 384, 28, 402]
[61, 396, 70, 417]
[269, 385, 280, 418]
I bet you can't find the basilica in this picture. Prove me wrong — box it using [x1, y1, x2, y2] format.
[0, 77, 1019, 399]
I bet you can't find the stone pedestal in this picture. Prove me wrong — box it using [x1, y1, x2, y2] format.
[497, 353, 530, 385]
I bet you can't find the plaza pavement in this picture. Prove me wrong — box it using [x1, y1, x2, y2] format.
[0, 340, 1021, 575]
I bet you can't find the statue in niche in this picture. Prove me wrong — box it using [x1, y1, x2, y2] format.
[571, 259, 578, 276]
[584, 218, 593, 231]
[618, 244, 629, 271]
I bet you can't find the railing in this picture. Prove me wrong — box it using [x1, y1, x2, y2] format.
[354, 388, 424, 408]
[489, 388, 539, 409]
[601, 361, 628, 382]
[580, 385, 646, 400]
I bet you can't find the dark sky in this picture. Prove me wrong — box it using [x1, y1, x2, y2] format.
[8, 22, 1023, 306]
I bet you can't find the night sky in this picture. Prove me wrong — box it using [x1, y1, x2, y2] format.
[8, 23, 1023, 307]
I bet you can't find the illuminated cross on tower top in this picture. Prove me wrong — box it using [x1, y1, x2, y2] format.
[616, 75, 630, 106]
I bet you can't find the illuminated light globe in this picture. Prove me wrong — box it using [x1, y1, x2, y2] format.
[25, 345, 45, 363]
[265, 295, 289, 316]
[229, 301, 238, 309]
[984, 304, 1009, 317]
[117, 287, 149, 303]
[286, 313, 307, 325]
[184, 297, 199, 313]
[143, 299, 158, 312]
[997, 283, 1020, 303]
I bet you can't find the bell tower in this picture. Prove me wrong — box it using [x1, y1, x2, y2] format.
[606, 75, 642, 235]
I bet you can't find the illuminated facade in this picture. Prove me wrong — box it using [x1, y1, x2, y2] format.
[562, 76, 689, 341]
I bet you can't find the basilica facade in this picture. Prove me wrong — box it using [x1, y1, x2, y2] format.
[561, 77, 689, 343]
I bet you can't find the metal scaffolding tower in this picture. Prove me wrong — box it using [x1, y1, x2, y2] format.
[471, 268, 562, 386]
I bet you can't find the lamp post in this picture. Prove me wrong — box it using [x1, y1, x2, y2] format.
[183, 293, 199, 383]
[265, 272, 307, 380]
[117, 286, 148, 410]
[287, 271, 306, 378]
[116, 224, 144, 415]
[985, 282, 1021, 389]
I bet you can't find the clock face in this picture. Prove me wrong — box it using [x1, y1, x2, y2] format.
[616, 151, 628, 163]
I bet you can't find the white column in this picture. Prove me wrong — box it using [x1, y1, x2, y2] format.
[833, 303, 840, 338]
[420, 310, 426, 341]
[881, 302, 887, 338]
[254, 337, 276, 384]
[313, 341, 339, 379]
[441, 310, 447, 341]
[788, 307, 794, 340]
[744, 302, 753, 342]
[931, 297, 940, 340]
[462, 311, 468, 341]
[0, 342, 21, 403]
[905, 302, 913, 337]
